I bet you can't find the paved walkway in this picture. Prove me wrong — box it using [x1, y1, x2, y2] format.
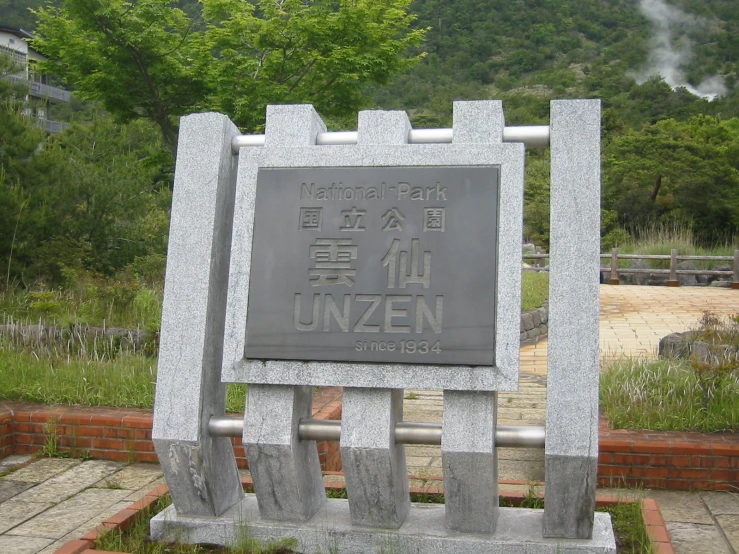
[0, 285, 736, 553]
[403, 285, 739, 553]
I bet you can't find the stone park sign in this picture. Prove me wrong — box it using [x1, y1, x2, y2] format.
[246, 166, 499, 366]
[150, 100, 617, 552]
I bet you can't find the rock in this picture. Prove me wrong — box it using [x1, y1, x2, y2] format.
[676, 261, 698, 286]
[709, 280, 731, 288]
[659, 331, 738, 364]
[708, 264, 732, 284]
[531, 310, 541, 327]
[659, 332, 694, 359]
[537, 304, 548, 324]
[648, 274, 669, 286]
[521, 313, 534, 332]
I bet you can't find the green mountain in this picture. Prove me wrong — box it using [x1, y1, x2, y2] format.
[371, 0, 739, 129]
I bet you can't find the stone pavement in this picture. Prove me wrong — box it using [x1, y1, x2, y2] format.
[402, 285, 739, 553]
[0, 284, 736, 553]
[0, 456, 165, 553]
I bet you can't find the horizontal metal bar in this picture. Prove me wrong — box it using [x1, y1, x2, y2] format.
[395, 421, 442, 445]
[300, 419, 341, 441]
[208, 416, 545, 448]
[231, 125, 550, 153]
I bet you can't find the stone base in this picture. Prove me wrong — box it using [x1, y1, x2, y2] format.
[151, 496, 616, 553]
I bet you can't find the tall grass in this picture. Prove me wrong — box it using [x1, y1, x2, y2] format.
[600, 357, 739, 432]
[611, 221, 738, 269]
[0, 329, 247, 412]
[0, 336, 157, 408]
[0, 271, 163, 331]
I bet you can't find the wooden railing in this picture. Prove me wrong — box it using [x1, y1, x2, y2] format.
[523, 248, 739, 288]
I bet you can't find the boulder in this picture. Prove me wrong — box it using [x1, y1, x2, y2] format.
[708, 264, 732, 284]
[658, 330, 738, 364]
[676, 260, 698, 286]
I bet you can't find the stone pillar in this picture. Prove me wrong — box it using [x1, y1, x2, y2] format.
[340, 387, 410, 528]
[243, 385, 326, 521]
[442, 391, 498, 533]
[240, 104, 329, 522]
[152, 113, 243, 517]
[438, 100, 505, 535]
[335, 110, 415, 529]
[544, 99, 601, 539]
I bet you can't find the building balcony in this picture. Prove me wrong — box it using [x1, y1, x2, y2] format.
[32, 117, 70, 134]
[9, 75, 71, 102]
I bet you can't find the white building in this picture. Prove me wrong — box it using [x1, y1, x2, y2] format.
[0, 25, 70, 133]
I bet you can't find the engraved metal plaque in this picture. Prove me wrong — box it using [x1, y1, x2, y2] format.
[245, 166, 499, 365]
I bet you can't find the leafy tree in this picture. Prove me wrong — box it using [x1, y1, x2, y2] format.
[32, 0, 207, 152]
[603, 116, 739, 242]
[202, 0, 424, 132]
[3, 113, 170, 282]
[1, 53, 45, 287]
[0, 53, 43, 173]
[32, 0, 424, 150]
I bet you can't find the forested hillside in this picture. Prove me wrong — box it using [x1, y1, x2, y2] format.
[373, 0, 739, 128]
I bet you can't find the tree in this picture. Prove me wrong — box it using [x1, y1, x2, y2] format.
[603, 116, 739, 241]
[1, 52, 45, 287]
[32, 0, 424, 151]
[3, 113, 170, 282]
[201, 0, 424, 131]
[32, 0, 207, 152]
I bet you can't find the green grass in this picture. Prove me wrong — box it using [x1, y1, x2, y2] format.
[600, 500, 653, 554]
[600, 357, 739, 432]
[96, 494, 296, 553]
[0, 338, 157, 408]
[521, 271, 548, 313]
[0, 336, 248, 412]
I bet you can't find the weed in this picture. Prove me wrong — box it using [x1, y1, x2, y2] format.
[326, 487, 348, 499]
[598, 500, 652, 554]
[103, 478, 124, 490]
[39, 417, 68, 458]
[404, 391, 419, 400]
[601, 357, 739, 432]
[520, 485, 545, 509]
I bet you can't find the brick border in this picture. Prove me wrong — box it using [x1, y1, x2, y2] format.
[0, 387, 343, 472]
[2, 399, 737, 490]
[52, 478, 674, 554]
[598, 416, 739, 491]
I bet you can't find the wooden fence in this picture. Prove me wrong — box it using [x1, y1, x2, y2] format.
[523, 248, 739, 288]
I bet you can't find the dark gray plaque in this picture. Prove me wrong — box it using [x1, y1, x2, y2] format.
[245, 166, 499, 365]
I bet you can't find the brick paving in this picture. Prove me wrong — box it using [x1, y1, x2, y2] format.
[0, 284, 736, 553]
[402, 284, 739, 553]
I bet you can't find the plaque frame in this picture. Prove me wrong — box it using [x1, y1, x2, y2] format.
[222, 142, 524, 391]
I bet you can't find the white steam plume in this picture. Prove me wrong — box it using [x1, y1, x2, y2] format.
[630, 0, 727, 101]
